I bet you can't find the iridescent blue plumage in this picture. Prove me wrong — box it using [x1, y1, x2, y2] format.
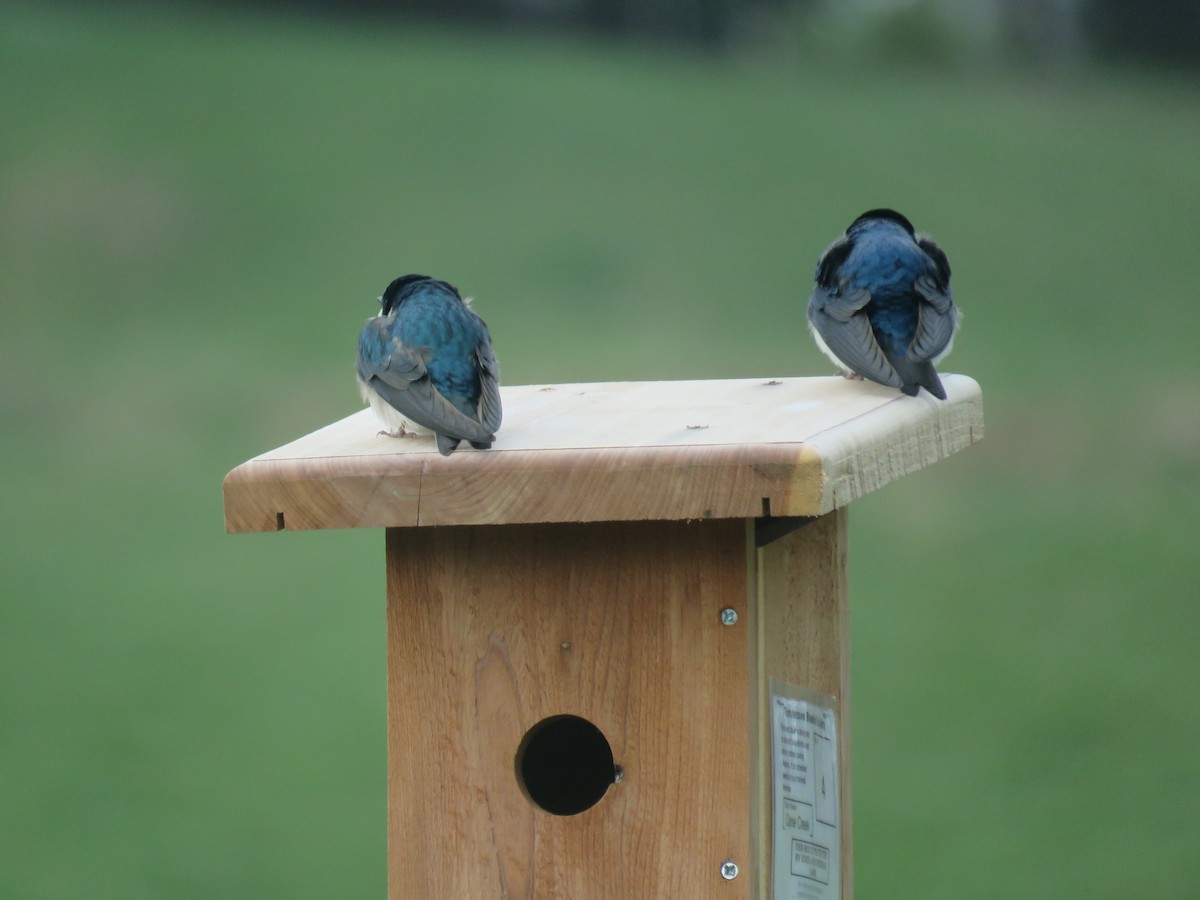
[356, 274, 502, 455]
[808, 209, 958, 399]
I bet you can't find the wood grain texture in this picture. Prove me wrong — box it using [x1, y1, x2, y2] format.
[223, 375, 983, 532]
[385, 520, 752, 899]
[749, 509, 852, 898]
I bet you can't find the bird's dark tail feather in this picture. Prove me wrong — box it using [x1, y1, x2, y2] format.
[907, 373, 948, 400]
[887, 352, 947, 400]
[902, 379, 947, 399]
[896, 360, 947, 400]
[901, 375, 948, 399]
[921, 368, 948, 400]
[435, 434, 495, 455]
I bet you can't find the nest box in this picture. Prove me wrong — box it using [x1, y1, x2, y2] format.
[223, 375, 983, 898]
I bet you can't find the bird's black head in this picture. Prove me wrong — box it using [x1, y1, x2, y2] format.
[379, 274, 459, 315]
[849, 208, 916, 235]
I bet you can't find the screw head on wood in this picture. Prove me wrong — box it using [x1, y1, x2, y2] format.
[719, 607, 738, 626]
[720, 859, 739, 880]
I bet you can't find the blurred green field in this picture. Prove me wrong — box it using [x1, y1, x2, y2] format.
[2, 3, 1198, 897]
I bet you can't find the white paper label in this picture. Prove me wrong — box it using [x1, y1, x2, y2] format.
[771, 680, 840, 900]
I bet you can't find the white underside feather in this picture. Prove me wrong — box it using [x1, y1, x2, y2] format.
[807, 320, 858, 377]
[358, 376, 433, 436]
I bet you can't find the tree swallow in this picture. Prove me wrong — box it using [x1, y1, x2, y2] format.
[808, 209, 959, 399]
[356, 274, 502, 455]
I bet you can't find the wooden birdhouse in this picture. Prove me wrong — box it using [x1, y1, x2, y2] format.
[223, 375, 983, 898]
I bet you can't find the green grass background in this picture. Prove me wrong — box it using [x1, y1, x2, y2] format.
[2, 3, 1198, 897]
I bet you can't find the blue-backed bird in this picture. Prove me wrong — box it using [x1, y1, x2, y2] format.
[356, 274, 502, 456]
[808, 209, 959, 400]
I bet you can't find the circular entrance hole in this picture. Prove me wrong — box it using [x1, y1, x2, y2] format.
[515, 714, 617, 816]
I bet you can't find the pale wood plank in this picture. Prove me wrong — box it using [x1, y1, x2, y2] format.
[749, 509, 852, 898]
[805, 383, 983, 512]
[222, 457, 423, 532]
[223, 375, 982, 532]
[257, 377, 905, 458]
[386, 520, 752, 899]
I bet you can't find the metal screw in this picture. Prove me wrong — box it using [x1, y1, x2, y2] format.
[720, 859, 739, 880]
[719, 607, 738, 626]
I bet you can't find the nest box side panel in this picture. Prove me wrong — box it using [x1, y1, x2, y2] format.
[750, 508, 853, 898]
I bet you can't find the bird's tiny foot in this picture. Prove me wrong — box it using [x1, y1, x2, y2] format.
[842, 371, 864, 381]
[378, 428, 419, 439]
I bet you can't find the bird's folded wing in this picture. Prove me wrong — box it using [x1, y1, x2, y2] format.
[910, 275, 957, 363]
[358, 321, 495, 443]
[808, 285, 902, 388]
[474, 339, 503, 435]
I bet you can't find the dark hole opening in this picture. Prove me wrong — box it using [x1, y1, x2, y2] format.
[515, 714, 616, 816]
